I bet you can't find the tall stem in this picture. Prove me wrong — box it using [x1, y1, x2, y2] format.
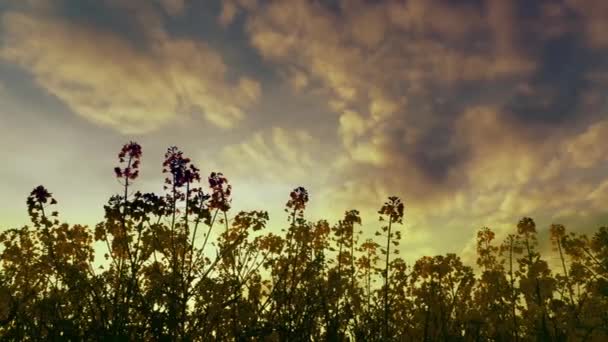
[509, 238, 518, 342]
[557, 238, 575, 306]
[384, 215, 393, 339]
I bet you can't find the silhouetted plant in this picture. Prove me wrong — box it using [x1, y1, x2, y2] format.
[1, 141, 607, 341]
[376, 196, 404, 340]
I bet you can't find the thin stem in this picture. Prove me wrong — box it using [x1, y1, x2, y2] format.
[384, 214, 393, 339]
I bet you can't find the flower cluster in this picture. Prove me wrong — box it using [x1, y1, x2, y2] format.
[378, 196, 404, 223]
[26, 185, 58, 228]
[162, 146, 201, 189]
[208, 172, 232, 212]
[114, 142, 142, 180]
[286, 186, 309, 212]
[517, 217, 537, 235]
[30, 185, 55, 205]
[187, 189, 212, 217]
[343, 209, 362, 226]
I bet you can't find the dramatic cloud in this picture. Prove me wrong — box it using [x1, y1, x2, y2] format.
[243, 0, 538, 191]
[234, 0, 608, 257]
[1, 7, 260, 134]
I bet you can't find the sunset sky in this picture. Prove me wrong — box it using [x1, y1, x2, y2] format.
[1, 0, 607, 264]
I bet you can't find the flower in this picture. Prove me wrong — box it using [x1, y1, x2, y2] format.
[162, 146, 201, 189]
[114, 141, 143, 180]
[286, 186, 309, 212]
[517, 217, 536, 235]
[378, 196, 404, 223]
[30, 185, 52, 204]
[26, 185, 58, 227]
[208, 172, 232, 212]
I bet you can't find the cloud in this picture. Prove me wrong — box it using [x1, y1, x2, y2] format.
[3, 0, 58, 11]
[205, 126, 340, 226]
[447, 111, 608, 261]
[240, 0, 607, 194]
[565, 0, 608, 48]
[242, 0, 540, 195]
[324, 103, 608, 259]
[158, 0, 186, 16]
[214, 127, 324, 185]
[219, 1, 238, 27]
[219, 0, 259, 27]
[0, 10, 261, 134]
[564, 120, 608, 168]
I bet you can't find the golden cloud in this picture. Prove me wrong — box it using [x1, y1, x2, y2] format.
[235, 0, 608, 260]
[1, 11, 261, 134]
[158, 0, 186, 16]
[244, 0, 537, 183]
[214, 127, 323, 185]
[219, 0, 259, 27]
[564, 120, 608, 168]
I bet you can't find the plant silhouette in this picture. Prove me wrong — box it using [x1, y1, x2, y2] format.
[1, 142, 607, 341]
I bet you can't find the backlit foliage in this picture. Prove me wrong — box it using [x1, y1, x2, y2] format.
[1, 142, 607, 341]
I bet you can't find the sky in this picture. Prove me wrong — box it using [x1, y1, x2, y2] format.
[1, 0, 607, 264]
